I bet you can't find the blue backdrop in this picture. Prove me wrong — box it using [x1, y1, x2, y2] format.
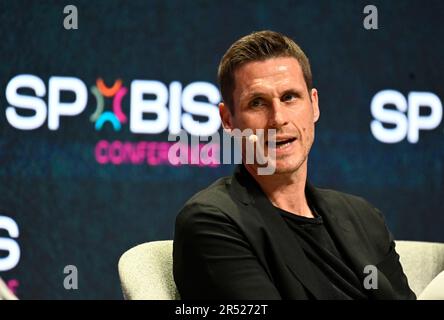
[0, 0, 443, 299]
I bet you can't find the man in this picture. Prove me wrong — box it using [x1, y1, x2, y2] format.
[173, 30, 415, 299]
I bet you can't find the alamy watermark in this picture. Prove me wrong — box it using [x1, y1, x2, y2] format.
[363, 5, 378, 30]
[167, 129, 278, 175]
[63, 264, 78, 290]
[63, 5, 78, 30]
[363, 264, 378, 290]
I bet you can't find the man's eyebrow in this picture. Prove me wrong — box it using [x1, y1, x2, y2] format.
[281, 88, 304, 98]
[241, 88, 306, 101]
[242, 92, 267, 101]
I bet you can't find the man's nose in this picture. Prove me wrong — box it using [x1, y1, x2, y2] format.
[268, 100, 289, 128]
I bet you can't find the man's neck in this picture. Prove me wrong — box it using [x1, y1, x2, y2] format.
[244, 160, 313, 218]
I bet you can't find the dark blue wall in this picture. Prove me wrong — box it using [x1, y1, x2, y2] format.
[0, 0, 443, 299]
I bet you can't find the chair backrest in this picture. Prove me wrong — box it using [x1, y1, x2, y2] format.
[118, 240, 444, 300]
[118, 240, 179, 300]
[395, 240, 444, 297]
[0, 277, 18, 300]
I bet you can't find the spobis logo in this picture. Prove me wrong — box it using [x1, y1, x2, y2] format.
[90, 78, 128, 131]
[0, 215, 20, 272]
[370, 90, 443, 143]
[4, 74, 222, 167]
[5, 74, 221, 136]
[1, 214, 22, 296]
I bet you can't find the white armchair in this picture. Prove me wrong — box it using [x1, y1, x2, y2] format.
[118, 240, 444, 300]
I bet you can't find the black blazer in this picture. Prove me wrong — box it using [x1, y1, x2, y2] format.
[173, 165, 416, 300]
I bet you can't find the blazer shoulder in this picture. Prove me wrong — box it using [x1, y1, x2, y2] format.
[314, 186, 385, 224]
[176, 176, 238, 224]
[315, 186, 372, 206]
[184, 176, 233, 208]
[313, 186, 394, 251]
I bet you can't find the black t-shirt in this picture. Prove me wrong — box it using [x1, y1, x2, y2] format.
[278, 206, 369, 299]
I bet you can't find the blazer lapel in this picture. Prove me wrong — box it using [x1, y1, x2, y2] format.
[307, 183, 398, 299]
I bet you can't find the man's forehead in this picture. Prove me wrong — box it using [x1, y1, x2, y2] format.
[237, 56, 301, 74]
[233, 57, 305, 94]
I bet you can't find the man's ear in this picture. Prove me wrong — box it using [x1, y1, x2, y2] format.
[310, 88, 320, 123]
[219, 102, 234, 131]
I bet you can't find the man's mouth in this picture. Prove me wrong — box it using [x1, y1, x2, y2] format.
[266, 137, 297, 149]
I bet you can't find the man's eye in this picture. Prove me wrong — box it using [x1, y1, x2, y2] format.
[282, 94, 296, 102]
[250, 99, 264, 107]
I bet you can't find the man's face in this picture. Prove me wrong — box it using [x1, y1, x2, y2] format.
[220, 57, 319, 174]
